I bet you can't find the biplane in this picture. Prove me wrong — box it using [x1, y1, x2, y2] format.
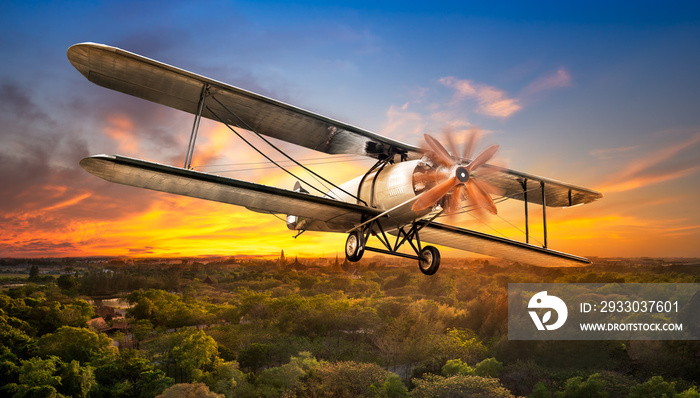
[68, 43, 602, 275]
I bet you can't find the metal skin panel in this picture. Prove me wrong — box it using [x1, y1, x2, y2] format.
[80, 155, 381, 232]
[414, 221, 591, 267]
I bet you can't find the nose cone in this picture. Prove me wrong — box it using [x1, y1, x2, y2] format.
[456, 166, 469, 183]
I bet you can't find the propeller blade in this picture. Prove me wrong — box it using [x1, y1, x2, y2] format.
[424, 134, 455, 167]
[472, 178, 504, 197]
[466, 180, 498, 215]
[412, 176, 458, 212]
[463, 127, 480, 160]
[445, 184, 464, 225]
[444, 127, 460, 161]
[466, 144, 499, 173]
[473, 164, 500, 178]
[446, 184, 466, 214]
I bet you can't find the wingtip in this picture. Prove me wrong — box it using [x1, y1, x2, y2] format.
[79, 154, 115, 170]
[67, 43, 119, 77]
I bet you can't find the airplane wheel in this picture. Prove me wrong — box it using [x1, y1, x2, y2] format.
[418, 245, 440, 275]
[345, 230, 365, 262]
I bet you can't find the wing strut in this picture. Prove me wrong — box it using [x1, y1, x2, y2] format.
[184, 83, 209, 169]
[521, 178, 530, 244]
[519, 178, 551, 248]
[541, 181, 548, 248]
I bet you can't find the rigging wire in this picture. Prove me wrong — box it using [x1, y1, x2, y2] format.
[209, 95, 367, 205]
[192, 154, 364, 170]
[433, 187, 546, 246]
[205, 105, 332, 198]
[193, 156, 367, 174]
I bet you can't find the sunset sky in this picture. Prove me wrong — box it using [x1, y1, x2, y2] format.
[2, 1, 700, 259]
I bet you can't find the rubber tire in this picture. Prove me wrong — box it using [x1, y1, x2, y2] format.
[345, 230, 365, 262]
[418, 245, 440, 275]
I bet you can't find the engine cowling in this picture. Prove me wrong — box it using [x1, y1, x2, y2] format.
[324, 159, 436, 226]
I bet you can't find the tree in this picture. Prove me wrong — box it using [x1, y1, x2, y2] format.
[255, 352, 314, 395]
[305, 361, 403, 398]
[157, 383, 223, 398]
[238, 343, 271, 372]
[473, 358, 503, 378]
[0, 313, 36, 359]
[199, 358, 245, 398]
[555, 374, 607, 398]
[258, 362, 305, 392]
[2, 356, 65, 398]
[37, 326, 115, 363]
[58, 299, 95, 327]
[92, 348, 173, 398]
[382, 373, 409, 398]
[627, 376, 677, 398]
[59, 360, 96, 398]
[57, 275, 78, 291]
[127, 289, 211, 328]
[530, 382, 552, 398]
[28, 265, 40, 281]
[679, 387, 700, 398]
[169, 330, 219, 379]
[410, 374, 514, 398]
[441, 359, 473, 376]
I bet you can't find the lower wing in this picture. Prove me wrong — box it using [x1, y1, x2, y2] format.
[411, 221, 590, 267]
[80, 154, 379, 231]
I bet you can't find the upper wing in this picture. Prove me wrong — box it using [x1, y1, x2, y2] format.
[414, 221, 590, 267]
[477, 165, 603, 207]
[80, 154, 380, 231]
[68, 43, 422, 161]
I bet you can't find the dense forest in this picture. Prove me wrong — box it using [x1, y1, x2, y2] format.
[1, 256, 698, 397]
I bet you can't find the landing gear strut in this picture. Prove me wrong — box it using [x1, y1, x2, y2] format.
[344, 219, 441, 275]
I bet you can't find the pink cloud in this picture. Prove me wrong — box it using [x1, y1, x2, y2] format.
[596, 132, 700, 193]
[522, 67, 572, 95]
[439, 76, 521, 118]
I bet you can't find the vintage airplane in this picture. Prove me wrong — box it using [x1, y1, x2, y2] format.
[68, 42, 603, 275]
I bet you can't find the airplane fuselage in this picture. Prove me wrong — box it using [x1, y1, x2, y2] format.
[286, 159, 433, 233]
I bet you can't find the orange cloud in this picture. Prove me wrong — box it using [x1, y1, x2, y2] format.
[103, 114, 140, 153]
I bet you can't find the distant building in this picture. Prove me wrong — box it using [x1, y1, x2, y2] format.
[87, 317, 110, 332]
[288, 256, 305, 271]
[95, 306, 116, 321]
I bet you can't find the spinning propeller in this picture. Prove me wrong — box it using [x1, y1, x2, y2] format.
[412, 128, 503, 216]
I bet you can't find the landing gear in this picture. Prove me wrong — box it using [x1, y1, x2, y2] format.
[418, 245, 440, 275]
[345, 230, 365, 262]
[344, 219, 442, 275]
